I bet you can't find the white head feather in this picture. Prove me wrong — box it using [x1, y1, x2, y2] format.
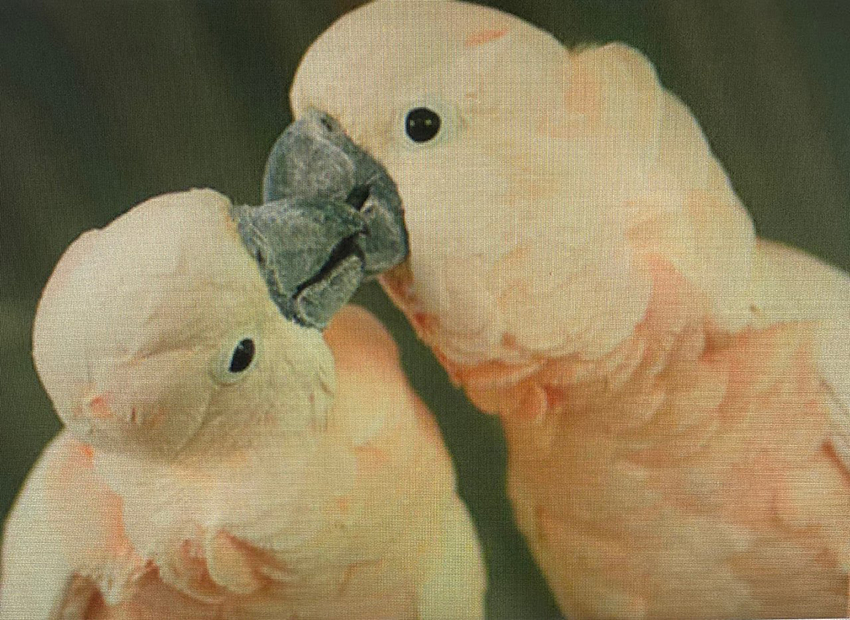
[291, 0, 755, 364]
[33, 189, 334, 459]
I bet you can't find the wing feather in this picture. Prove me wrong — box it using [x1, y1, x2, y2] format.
[1, 435, 94, 619]
[751, 239, 850, 470]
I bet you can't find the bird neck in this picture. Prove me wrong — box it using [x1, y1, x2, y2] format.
[436, 261, 722, 423]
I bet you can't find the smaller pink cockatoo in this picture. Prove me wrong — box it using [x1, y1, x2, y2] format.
[259, 1, 850, 618]
[0, 189, 484, 619]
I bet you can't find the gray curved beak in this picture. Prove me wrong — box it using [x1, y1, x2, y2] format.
[234, 109, 407, 329]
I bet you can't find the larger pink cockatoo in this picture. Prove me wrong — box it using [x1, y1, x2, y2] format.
[0, 189, 484, 619]
[260, 1, 850, 617]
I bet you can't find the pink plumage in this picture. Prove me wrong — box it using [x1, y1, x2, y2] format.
[289, 1, 850, 617]
[1, 190, 484, 619]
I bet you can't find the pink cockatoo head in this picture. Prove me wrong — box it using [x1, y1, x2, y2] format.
[269, 0, 755, 365]
[33, 189, 335, 459]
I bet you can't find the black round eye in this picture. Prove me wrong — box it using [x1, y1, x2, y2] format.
[405, 107, 441, 143]
[228, 338, 255, 373]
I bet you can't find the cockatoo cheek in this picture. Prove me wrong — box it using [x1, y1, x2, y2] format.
[124, 357, 213, 457]
[378, 137, 655, 362]
[62, 355, 212, 457]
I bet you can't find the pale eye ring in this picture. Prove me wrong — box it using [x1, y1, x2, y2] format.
[399, 96, 459, 147]
[212, 333, 259, 384]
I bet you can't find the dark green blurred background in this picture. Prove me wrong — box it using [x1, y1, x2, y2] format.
[1, 1, 848, 617]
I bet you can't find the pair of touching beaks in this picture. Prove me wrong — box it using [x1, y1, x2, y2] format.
[233, 109, 408, 329]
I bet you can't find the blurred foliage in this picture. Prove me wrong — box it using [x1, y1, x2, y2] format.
[1, 1, 847, 617]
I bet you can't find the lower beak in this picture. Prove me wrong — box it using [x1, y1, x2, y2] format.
[234, 109, 407, 329]
[233, 197, 366, 329]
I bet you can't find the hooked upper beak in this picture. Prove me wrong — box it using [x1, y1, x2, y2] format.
[235, 109, 408, 329]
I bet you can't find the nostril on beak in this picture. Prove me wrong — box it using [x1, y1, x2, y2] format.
[310, 109, 338, 134]
[319, 116, 335, 133]
[345, 185, 371, 212]
[88, 394, 113, 419]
